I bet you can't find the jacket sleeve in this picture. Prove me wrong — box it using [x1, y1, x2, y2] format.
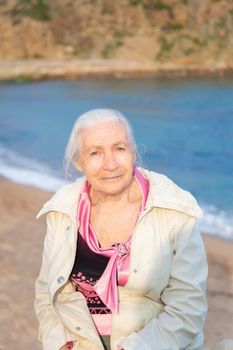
[34, 212, 75, 350]
[120, 215, 208, 350]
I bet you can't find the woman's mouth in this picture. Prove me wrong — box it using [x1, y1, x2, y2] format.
[101, 175, 123, 181]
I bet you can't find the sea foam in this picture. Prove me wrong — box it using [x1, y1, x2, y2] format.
[0, 145, 67, 191]
[200, 204, 233, 240]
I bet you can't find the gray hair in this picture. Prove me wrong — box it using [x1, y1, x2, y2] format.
[64, 109, 137, 177]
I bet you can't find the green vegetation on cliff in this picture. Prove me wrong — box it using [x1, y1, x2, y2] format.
[9, 0, 50, 23]
[0, 0, 232, 69]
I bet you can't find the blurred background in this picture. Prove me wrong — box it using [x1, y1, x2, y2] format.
[0, 0, 233, 64]
[0, 1, 233, 349]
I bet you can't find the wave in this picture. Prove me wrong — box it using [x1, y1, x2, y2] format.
[200, 204, 233, 240]
[0, 145, 67, 191]
[0, 145, 232, 240]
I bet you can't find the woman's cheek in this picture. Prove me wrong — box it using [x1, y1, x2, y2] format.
[87, 157, 103, 173]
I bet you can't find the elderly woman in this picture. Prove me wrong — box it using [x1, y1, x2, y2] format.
[35, 109, 208, 350]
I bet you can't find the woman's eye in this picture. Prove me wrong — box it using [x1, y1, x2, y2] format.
[90, 151, 98, 157]
[117, 147, 125, 151]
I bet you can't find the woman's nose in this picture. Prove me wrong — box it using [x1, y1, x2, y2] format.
[103, 153, 118, 170]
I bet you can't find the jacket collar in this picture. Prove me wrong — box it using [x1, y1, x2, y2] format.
[36, 177, 85, 219]
[139, 168, 203, 218]
[37, 168, 202, 219]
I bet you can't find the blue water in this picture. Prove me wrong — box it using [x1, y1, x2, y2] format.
[0, 78, 233, 238]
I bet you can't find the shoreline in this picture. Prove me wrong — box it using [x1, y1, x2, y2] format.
[0, 59, 233, 81]
[0, 178, 232, 348]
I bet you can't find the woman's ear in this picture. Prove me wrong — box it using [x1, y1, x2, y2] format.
[75, 159, 83, 172]
[133, 150, 137, 164]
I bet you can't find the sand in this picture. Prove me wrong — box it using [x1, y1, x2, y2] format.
[0, 178, 232, 349]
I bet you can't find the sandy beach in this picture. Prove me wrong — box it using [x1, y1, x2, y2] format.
[0, 178, 232, 349]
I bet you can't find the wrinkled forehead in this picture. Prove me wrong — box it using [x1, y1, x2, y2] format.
[78, 119, 131, 149]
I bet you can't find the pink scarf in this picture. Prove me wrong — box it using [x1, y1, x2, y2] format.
[77, 168, 149, 314]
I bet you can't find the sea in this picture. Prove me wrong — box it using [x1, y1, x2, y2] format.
[0, 77, 232, 239]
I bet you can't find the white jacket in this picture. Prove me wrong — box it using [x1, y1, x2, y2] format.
[34, 168, 208, 350]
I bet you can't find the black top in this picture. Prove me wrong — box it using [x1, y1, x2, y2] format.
[70, 233, 111, 314]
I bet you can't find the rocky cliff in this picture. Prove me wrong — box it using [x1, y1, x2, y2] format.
[0, 0, 233, 73]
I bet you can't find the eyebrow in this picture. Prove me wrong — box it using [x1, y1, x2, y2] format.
[86, 142, 128, 152]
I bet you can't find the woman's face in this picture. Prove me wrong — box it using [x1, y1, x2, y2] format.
[76, 119, 136, 197]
